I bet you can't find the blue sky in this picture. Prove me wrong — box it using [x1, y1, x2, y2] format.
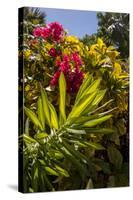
[39, 8, 98, 38]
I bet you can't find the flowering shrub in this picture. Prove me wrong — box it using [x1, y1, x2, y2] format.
[33, 22, 64, 42]
[32, 22, 84, 93]
[50, 53, 84, 93]
[19, 19, 129, 192]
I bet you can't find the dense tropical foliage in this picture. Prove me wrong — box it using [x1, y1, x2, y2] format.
[19, 8, 129, 192]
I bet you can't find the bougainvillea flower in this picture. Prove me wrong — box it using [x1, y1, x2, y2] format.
[49, 22, 64, 42]
[41, 27, 51, 39]
[50, 52, 84, 93]
[33, 27, 42, 37]
[50, 71, 61, 86]
[48, 48, 57, 57]
[33, 22, 64, 42]
[71, 52, 82, 66]
[55, 57, 61, 67]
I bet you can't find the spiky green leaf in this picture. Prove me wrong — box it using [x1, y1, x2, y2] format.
[59, 72, 66, 126]
[48, 102, 59, 129]
[24, 107, 43, 130]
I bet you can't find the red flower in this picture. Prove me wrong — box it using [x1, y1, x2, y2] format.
[50, 52, 84, 93]
[50, 71, 61, 86]
[33, 22, 64, 42]
[41, 27, 51, 39]
[49, 48, 57, 57]
[71, 52, 82, 66]
[55, 58, 61, 67]
[49, 22, 64, 42]
[33, 27, 42, 37]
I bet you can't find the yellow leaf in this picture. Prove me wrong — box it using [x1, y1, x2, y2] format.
[97, 38, 104, 49]
[113, 62, 122, 78]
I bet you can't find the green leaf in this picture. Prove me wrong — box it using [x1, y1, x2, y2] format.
[84, 142, 105, 150]
[68, 91, 97, 120]
[39, 159, 59, 176]
[33, 164, 38, 180]
[41, 169, 55, 191]
[23, 134, 37, 144]
[48, 102, 59, 129]
[41, 88, 51, 126]
[82, 114, 112, 127]
[92, 89, 106, 105]
[37, 97, 45, 130]
[32, 163, 39, 192]
[107, 176, 115, 187]
[59, 72, 66, 126]
[72, 113, 107, 126]
[55, 142, 87, 177]
[75, 73, 92, 102]
[85, 78, 101, 95]
[62, 139, 89, 164]
[55, 164, 69, 177]
[107, 146, 123, 169]
[45, 167, 59, 176]
[93, 158, 111, 174]
[80, 89, 106, 116]
[47, 150, 64, 159]
[65, 128, 86, 134]
[89, 99, 114, 115]
[34, 132, 48, 140]
[25, 118, 29, 135]
[86, 178, 93, 189]
[85, 128, 115, 134]
[24, 107, 43, 130]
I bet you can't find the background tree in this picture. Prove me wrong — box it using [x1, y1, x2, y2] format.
[24, 7, 46, 25]
[23, 7, 46, 35]
[97, 12, 129, 58]
[80, 33, 97, 47]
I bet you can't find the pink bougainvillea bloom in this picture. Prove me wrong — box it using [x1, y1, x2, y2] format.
[71, 52, 82, 66]
[50, 71, 61, 86]
[70, 71, 84, 93]
[33, 22, 64, 42]
[49, 22, 64, 42]
[33, 27, 42, 37]
[50, 52, 84, 93]
[60, 62, 69, 74]
[41, 27, 51, 39]
[55, 58, 61, 67]
[49, 48, 57, 57]
[63, 54, 69, 63]
[57, 49, 62, 56]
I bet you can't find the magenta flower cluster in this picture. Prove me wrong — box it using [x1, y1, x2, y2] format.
[33, 21, 84, 93]
[50, 52, 84, 93]
[33, 22, 64, 42]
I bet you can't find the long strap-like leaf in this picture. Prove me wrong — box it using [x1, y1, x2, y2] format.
[59, 72, 66, 126]
[48, 102, 59, 130]
[24, 107, 43, 130]
[37, 97, 45, 130]
[41, 88, 51, 127]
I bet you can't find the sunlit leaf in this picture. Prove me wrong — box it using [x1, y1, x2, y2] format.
[45, 167, 59, 176]
[41, 88, 51, 126]
[75, 73, 92, 102]
[55, 164, 69, 177]
[84, 141, 105, 150]
[82, 115, 112, 127]
[37, 97, 45, 130]
[24, 107, 43, 130]
[48, 102, 59, 129]
[68, 91, 97, 120]
[59, 72, 66, 126]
